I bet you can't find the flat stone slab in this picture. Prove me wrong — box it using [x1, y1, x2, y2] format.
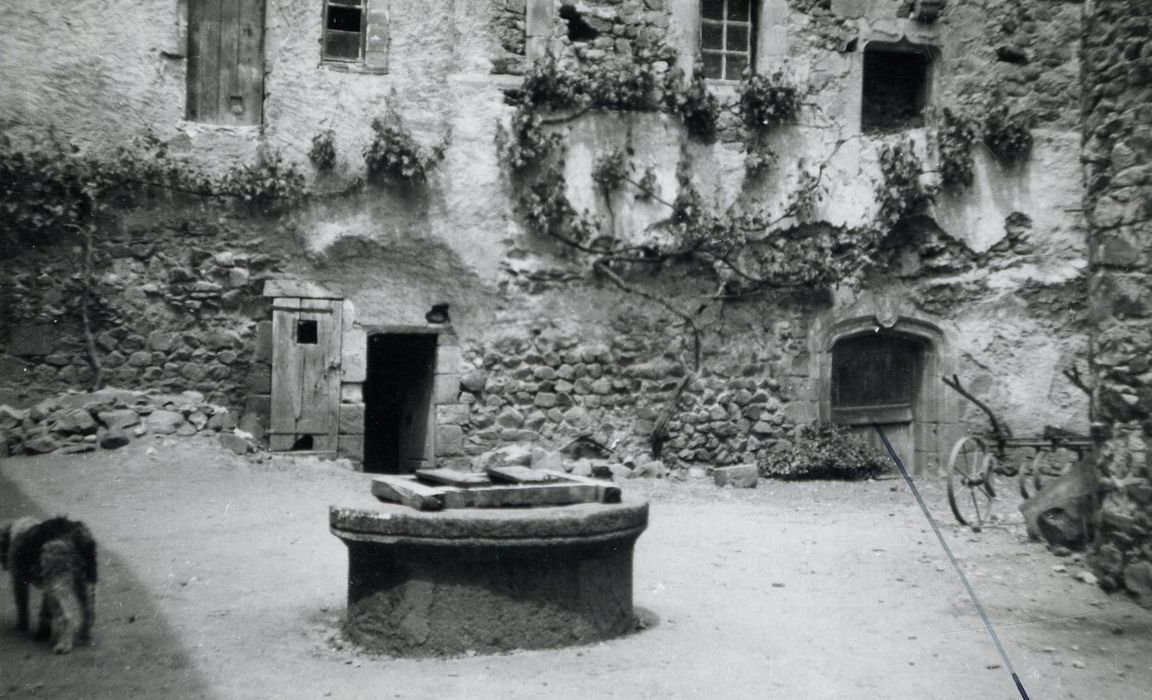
[714, 464, 759, 488]
[330, 492, 648, 656]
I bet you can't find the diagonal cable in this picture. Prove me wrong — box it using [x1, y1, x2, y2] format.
[873, 424, 1030, 700]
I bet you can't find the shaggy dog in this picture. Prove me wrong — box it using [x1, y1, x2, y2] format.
[1, 516, 97, 652]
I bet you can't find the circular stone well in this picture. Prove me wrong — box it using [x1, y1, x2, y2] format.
[329, 494, 649, 656]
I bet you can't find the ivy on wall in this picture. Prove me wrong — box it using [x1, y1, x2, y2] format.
[363, 109, 450, 183]
[934, 99, 1035, 190]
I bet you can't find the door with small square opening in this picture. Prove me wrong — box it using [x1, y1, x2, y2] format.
[270, 298, 343, 451]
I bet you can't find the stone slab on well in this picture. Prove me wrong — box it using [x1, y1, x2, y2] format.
[714, 464, 759, 488]
[329, 493, 648, 656]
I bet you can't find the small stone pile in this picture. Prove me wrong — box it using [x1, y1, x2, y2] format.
[0, 388, 239, 457]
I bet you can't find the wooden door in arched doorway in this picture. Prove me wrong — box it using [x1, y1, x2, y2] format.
[831, 333, 924, 467]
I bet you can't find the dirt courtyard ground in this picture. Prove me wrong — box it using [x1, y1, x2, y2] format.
[2, 436, 1151, 699]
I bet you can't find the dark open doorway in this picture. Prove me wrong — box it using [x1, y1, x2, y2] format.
[364, 333, 438, 474]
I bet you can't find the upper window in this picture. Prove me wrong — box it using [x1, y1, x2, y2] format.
[324, 0, 366, 62]
[861, 44, 934, 132]
[700, 0, 754, 81]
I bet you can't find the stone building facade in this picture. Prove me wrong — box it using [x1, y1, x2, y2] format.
[0, 0, 1090, 477]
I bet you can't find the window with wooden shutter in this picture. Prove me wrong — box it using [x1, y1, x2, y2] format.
[186, 0, 266, 125]
[700, 0, 755, 81]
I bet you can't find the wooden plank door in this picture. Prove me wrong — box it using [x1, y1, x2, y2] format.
[187, 0, 265, 125]
[271, 299, 343, 451]
[832, 334, 922, 471]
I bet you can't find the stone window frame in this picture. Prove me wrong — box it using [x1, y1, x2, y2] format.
[700, 0, 757, 82]
[319, 0, 390, 74]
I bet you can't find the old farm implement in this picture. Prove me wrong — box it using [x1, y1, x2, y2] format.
[942, 374, 1092, 529]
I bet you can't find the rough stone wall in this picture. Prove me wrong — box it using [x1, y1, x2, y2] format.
[0, 206, 283, 411]
[1083, 0, 1152, 603]
[447, 301, 811, 470]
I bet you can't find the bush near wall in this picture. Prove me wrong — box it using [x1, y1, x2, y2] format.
[757, 423, 888, 480]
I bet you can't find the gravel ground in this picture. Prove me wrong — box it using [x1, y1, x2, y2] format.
[2, 435, 1150, 699]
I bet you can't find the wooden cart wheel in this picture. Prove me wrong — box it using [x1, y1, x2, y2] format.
[1019, 450, 1047, 500]
[947, 436, 997, 530]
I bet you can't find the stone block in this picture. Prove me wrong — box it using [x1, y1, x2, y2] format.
[461, 369, 488, 393]
[714, 464, 759, 488]
[436, 425, 464, 456]
[254, 321, 274, 363]
[146, 409, 188, 435]
[339, 403, 366, 434]
[434, 373, 460, 404]
[338, 433, 365, 462]
[8, 325, 55, 357]
[219, 433, 254, 455]
[341, 382, 363, 403]
[97, 409, 140, 431]
[148, 331, 177, 352]
[436, 343, 461, 375]
[24, 435, 60, 454]
[99, 428, 131, 450]
[436, 404, 470, 426]
[246, 364, 272, 394]
[54, 409, 98, 436]
[206, 410, 237, 432]
[342, 328, 367, 382]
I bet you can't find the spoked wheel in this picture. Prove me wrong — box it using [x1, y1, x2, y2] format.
[1019, 450, 1046, 500]
[947, 436, 997, 530]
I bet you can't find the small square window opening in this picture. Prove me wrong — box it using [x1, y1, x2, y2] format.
[701, 0, 755, 81]
[297, 320, 319, 344]
[861, 45, 934, 132]
[323, 0, 365, 62]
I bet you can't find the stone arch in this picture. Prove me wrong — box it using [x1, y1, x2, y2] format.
[814, 313, 957, 474]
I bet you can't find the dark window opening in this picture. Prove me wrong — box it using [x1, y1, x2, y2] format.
[323, 0, 365, 62]
[861, 45, 933, 132]
[832, 333, 923, 425]
[701, 0, 755, 81]
[364, 334, 438, 474]
[559, 5, 599, 43]
[291, 435, 314, 451]
[297, 320, 318, 344]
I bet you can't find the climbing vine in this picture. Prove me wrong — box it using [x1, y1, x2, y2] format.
[309, 130, 337, 172]
[662, 61, 721, 142]
[363, 110, 449, 183]
[936, 107, 977, 188]
[877, 136, 936, 227]
[737, 71, 801, 181]
[736, 71, 801, 132]
[0, 133, 305, 247]
[933, 100, 1033, 187]
[982, 102, 1033, 165]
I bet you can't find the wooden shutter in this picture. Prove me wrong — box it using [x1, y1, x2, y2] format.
[187, 0, 265, 125]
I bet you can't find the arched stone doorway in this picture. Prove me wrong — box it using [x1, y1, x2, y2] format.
[816, 315, 955, 474]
